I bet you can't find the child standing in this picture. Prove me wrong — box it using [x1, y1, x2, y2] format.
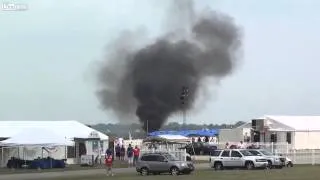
[105, 154, 114, 176]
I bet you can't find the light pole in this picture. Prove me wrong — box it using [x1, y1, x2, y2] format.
[146, 119, 149, 137]
[180, 86, 189, 128]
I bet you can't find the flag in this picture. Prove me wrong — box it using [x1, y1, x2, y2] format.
[129, 131, 132, 140]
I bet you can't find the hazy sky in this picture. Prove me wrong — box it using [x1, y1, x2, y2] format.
[1, 0, 319, 125]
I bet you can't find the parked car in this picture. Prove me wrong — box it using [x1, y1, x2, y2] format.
[277, 154, 293, 167]
[247, 149, 285, 168]
[285, 157, 293, 167]
[136, 152, 195, 176]
[183, 142, 217, 155]
[209, 149, 268, 170]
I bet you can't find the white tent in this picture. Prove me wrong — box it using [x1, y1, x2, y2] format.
[0, 121, 108, 141]
[0, 127, 74, 146]
[157, 134, 190, 141]
[143, 134, 191, 144]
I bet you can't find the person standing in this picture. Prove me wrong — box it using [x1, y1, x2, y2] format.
[105, 154, 114, 176]
[225, 142, 229, 149]
[120, 145, 126, 161]
[106, 147, 113, 157]
[115, 144, 121, 160]
[133, 145, 140, 166]
[238, 141, 245, 149]
[127, 144, 133, 167]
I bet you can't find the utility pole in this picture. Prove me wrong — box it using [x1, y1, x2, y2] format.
[180, 86, 189, 129]
[146, 119, 149, 137]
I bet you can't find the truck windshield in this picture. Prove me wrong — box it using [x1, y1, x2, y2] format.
[240, 150, 254, 156]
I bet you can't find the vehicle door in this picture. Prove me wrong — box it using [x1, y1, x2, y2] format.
[220, 150, 231, 167]
[154, 155, 170, 172]
[146, 155, 158, 171]
[230, 150, 243, 167]
[210, 150, 222, 162]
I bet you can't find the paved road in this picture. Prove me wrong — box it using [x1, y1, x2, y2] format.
[0, 163, 210, 180]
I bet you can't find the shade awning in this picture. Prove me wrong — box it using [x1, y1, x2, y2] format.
[143, 134, 190, 144]
[0, 127, 74, 147]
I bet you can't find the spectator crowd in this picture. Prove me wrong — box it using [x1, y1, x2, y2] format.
[105, 143, 140, 167]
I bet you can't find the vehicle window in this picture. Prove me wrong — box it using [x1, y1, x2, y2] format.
[163, 154, 178, 161]
[142, 155, 157, 161]
[231, 151, 242, 157]
[239, 150, 254, 156]
[221, 150, 230, 157]
[248, 150, 260, 156]
[156, 155, 165, 162]
[140, 155, 149, 161]
[211, 150, 221, 156]
[260, 150, 273, 156]
[150, 155, 159, 161]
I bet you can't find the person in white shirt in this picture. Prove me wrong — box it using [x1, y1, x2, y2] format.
[237, 141, 245, 149]
[225, 142, 229, 149]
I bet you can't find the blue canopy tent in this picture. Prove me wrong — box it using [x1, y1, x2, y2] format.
[148, 129, 219, 137]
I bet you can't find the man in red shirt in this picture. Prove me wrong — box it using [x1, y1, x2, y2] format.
[105, 154, 114, 176]
[133, 145, 140, 166]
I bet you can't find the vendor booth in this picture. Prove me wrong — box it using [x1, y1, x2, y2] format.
[142, 134, 191, 161]
[0, 127, 73, 169]
[0, 121, 109, 167]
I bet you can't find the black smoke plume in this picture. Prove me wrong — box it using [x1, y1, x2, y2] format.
[96, 0, 242, 132]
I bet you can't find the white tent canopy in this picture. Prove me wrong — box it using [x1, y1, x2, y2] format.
[0, 127, 74, 147]
[143, 134, 191, 144]
[0, 121, 108, 141]
[157, 134, 190, 141]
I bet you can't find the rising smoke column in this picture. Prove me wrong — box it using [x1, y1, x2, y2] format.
[96, 0, 242, 132]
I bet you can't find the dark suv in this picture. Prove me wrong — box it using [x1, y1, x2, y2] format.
[136, 152, 194, 176]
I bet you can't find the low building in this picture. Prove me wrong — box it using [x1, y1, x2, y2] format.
[251, 115, 320, 150]
[0, 121, 109, 167]
[218, 123, 251, 146]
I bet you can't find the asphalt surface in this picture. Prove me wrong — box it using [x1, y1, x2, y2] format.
[0, 163, 209, 180]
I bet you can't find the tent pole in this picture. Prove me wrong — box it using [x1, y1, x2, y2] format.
[65, 145, 67, 160]
[64, 137, 67, 160]
[191, 142, 196, 161]
[23, 146, 26, 167]
[1, 146, 4, 167]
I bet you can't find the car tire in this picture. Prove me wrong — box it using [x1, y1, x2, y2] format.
[170, 167, 179, 176]
[267, 161, 273, 169]
[287, 162, 293, 167]
[214, 162, 223, 171]
[245, 161, 254, 170]
[140, 167, 149, 176]
[277, 165, 283, 169]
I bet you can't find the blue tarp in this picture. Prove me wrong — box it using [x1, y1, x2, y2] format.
[148, 129, 219, 137]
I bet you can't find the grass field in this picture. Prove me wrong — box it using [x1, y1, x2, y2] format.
[0, 160, 208, 175]
[45, 166, 320, 180]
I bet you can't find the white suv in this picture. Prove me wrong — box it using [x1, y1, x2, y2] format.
[247, 149, 286, 168]
[209, 149, 268, 170]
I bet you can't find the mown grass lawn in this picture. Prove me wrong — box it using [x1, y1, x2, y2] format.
[47, 166, 320, 180]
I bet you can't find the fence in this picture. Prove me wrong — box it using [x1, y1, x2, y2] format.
[217, 142, 320, 165]
[116, 140, 320, 165]
[140, 144, 187, 161]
